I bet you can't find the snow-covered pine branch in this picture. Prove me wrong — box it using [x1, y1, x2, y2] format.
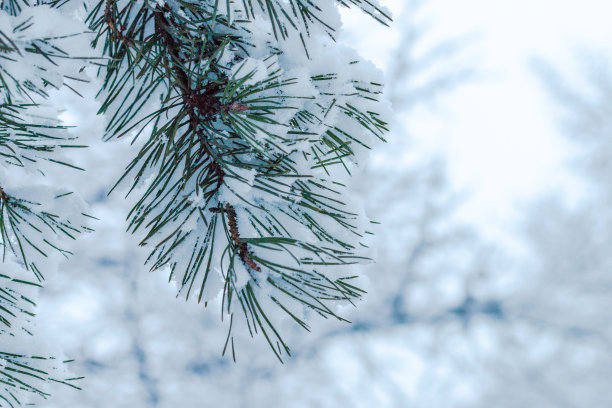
[90, 0, 391, 360]
[0, 1, 393, 402]
[0, 1, 91, 404]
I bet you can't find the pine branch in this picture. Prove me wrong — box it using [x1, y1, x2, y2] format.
[104, 0, 130, 44]
[0, 352, 82, 406]
[151, 5, 263, 276]
[0, 272, 39, 333]
[0, 3, 91, 403]
[210, 204, 261, 272]
[91, 0, 390, 361]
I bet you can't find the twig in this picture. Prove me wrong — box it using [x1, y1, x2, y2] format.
[105, 0, 133, 45]
[210, 205, 261, 272]
[155, 3, 259, 272]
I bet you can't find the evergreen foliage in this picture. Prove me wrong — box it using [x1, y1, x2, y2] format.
[0, 0, 390, 403]
[0, 0, 89, 405]
[90, 0, 390, 361]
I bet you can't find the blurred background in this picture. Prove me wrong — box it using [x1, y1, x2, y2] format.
[37, 0, 612, 406]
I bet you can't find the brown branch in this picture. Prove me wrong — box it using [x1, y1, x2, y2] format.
[154, 4, 228, 190]
[210, 205, 261, 272]
[105, 0, 132, 45]
[155, 4, 259, 272]
[154, 5, 250, 118]
[208, 160, 225, 189]
[154, 6, 222, 150]
[0, 185, 6, 201]
[225, 103, 251, 112]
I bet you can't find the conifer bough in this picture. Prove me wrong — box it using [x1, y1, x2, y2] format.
[0, 6, 391, 403]
[89, 0, 390, 361]
[1, 1, 92, 404]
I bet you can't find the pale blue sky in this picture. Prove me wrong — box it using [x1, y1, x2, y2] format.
[341, 0, 612, 243]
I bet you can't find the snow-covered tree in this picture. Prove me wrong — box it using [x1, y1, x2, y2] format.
[1, 0, 393, 404]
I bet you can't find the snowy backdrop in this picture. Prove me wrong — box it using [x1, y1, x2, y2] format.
[2, 0, 612, 407]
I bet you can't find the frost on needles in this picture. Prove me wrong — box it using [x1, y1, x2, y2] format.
[90, 0, 391, 361]
[0, 1, 93, 405]
[0, 4, 392, 403]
